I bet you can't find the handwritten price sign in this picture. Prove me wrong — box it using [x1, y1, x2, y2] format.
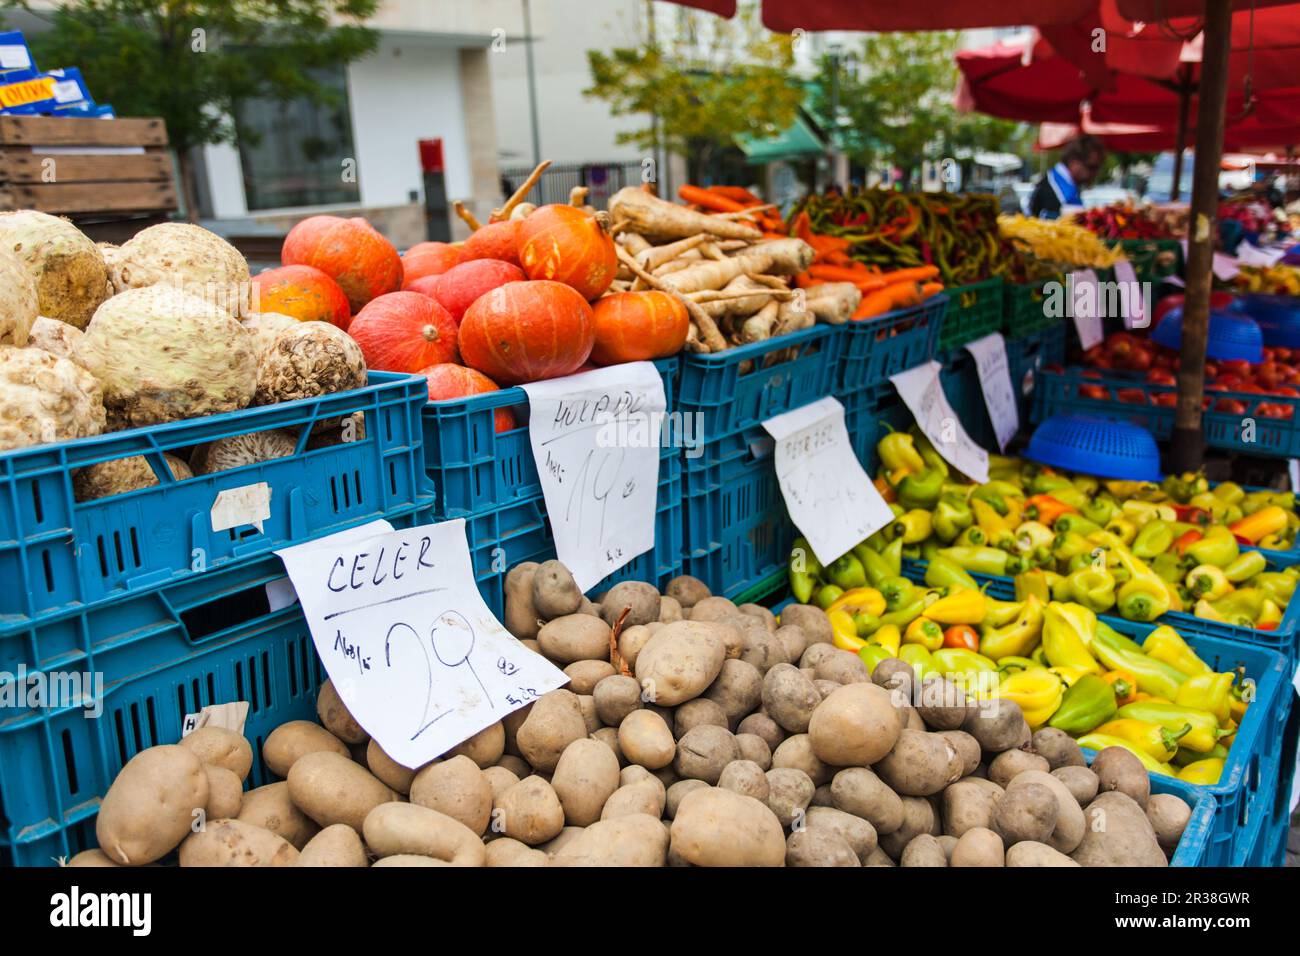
[522, 362, 666, 591]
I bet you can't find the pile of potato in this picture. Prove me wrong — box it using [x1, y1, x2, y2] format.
[70, 560, 1193, 867]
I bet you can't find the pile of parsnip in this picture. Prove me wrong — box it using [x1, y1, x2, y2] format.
[74, 562, 1193, 868]
[607, 188, 860, 353]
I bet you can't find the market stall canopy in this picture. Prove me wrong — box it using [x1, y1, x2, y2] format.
[736, 111, 827, 163]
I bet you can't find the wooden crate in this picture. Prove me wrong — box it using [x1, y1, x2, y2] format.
[0, 116, 177, 217]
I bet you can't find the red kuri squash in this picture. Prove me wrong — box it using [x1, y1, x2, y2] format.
[349, 291, 459, 373]
[590, 291, 689, 365]
[420, 363, 515, 432]
[517, 204, 617, 300]
[458, 280, 594, 386]
[460, 219, 521, 266]
[281, 215, 402, 312]
[428, 259, 525, 323]
[250, 264, 352, 329]
[401, 242, 463, 289]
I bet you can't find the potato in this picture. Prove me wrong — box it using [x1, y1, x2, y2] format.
[864, 846, 896, 867]
[737, 603, 777, 631]
[515, 689, 588, 772]
[237, 782, 319, 849]
[202, 765, 243, 819]
[736, 713, 784, 753]
[785, 827, 860, 866]
[798, 642, 839, 671]
[96, 745, 210, 865]
[914, 677, 971, 730]
[602, 581, 661, 628]
[601, 780, 665, 820]
[765, 767, 815, 827]
[592, 674, 642, 727]
[951, 826, 1004, 867]
[1006, 770, 1085, 855]
[1005, 840, 1081, 867]
[539, 826, 585, 857]
[738, 627, 788, 674]
[370, 855, 447, 867]
[551, 738, 620, 826]
[872, 657, 916, 700]
[1146, 793, 1192, 854]
[552, 813, 669, 866]
[578, 695, 601, 734]
[289, 824, 365, 867]
[316, 679, 367, 745]
[813, 649, 869, 684]
[771, 733, 832, 786]
[532, 559, 582, 619]
[690, 597, 740, 626]
[658, 595, 684, 623]
[673, 725, 740, 784]
[579, 597, 602, 618]
[937, 730, 981, 777]
[874, 730, 962, 796]
[263, 721, 349, 778]
[365, 739, 419, 794]
[483, 766, 521, 804]
[716, 759, 769, 801]
[617, 625, 655, 669]
[900, 833, 948, 867]
[813, 679, 841, 700]
[1031, 727, 1085, 769]
[808, 682, 902, 767]
[1052, 765, 1100, 806]
[179, 727, 253, 781]
[735, 732, 772, 770]
[774, 624, 808, 666]
[485, 838, 548, 867]
[761, 663, 821, 734]
[665, 779, 708, 819]
[286, 751, 397, 832]
[410, 755, 493, 835]
[670, 786, 785, 866]
[362, 802, 486, 865]
[993, 781, 1058, 845]
[988, 748, 1051, 788]
[1092, 746, 1150, 809]
[65, 850, 123, 867]
[806, 805, 877, 862]
[504, 562, 542, 639]
[667, 574, 711, 609]
[590, 727, 625, 766]
[937, 834, 959, 862]
[618, 709, 676, 769]
[496, 776, 565, 845]
[635, 621, 727, 706]
[519, 639, 542, 654]
[538, 614, 613, 664]
[961, 697, 1029, 753]
[673, 698, 728, 739]
[496, 753, 531, 778]
[1073, 791, 1167, 866]
[879, 796, 938, 858]
[830, 767, 904, 835]
[179, 818, 299, 867]
[941, 779, 1001, 838]
[445, 721, 506, 769]
[703, 658, 762, 726]
[564, 659, 616, 695]
[778, 604, 833, 646]
[620, 762, 666, 794]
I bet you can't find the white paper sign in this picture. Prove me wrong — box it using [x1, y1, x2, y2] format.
[521, 363, 666, 591]
[210, 483, 271, 533]
[1070, 270, 1104, 350]
[889, 361, 990, 483]
[762, 397, 895, 566]
[277, 519, 568, 769]
[1113, 260, 1147, 330]
[1290, 459, 1300, 495]
[963, 333, 1019, 452]
[1237, 243, 1285, 268]
[1212, 252, 1240, 281]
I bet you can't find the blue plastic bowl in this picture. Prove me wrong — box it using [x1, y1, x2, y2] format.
[1025, 414, 1162, 482]
[1232, 294, 1300, 348]
[1151, 307, 1264, 362]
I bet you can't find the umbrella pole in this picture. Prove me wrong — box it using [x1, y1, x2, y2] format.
[1171, 0, 1233, 474]
[1172, 82, 1191, 201]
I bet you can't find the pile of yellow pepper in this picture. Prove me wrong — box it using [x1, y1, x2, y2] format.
[815, 573, 1249, 786]
[870, 429, 1298, 631]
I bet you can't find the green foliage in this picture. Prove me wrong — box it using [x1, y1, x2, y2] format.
[6, 0, 378, 153]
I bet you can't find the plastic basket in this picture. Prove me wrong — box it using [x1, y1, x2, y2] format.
[1026, 414, 1162, 482]
[1005, 278, 1063, 338]
[422, 358, 678, 519]
[939, 350, 997, 451]
[0, 371, 432, 631]
[937, 279, 1004, 351]
[1007, 323, 1067, 418]
[1152, 307, 1264, 363]
[834, 294, 945, 394]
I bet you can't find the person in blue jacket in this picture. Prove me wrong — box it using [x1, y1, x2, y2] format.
[1030, 136, 1104, 219]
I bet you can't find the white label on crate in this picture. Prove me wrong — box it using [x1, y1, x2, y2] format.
[265, 576, 299, 612]
[1290, 459, 1300, 495]
[210, 483, 271, 534]
[1070, 270, 1105, 350]
[520, 362, 665, 592]
[1113, 260, 1147, 330]
[51, 80, 81, 103]
[182, 702, 249, 738]
[0, 46, 30, 69]
[889, 361, 990, 483]
[276, 518, 568, 770]
[762, 397, 895, 567]
[963, 333, 1019, 452]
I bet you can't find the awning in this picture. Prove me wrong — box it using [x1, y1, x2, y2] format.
[736, 113, 827, 164]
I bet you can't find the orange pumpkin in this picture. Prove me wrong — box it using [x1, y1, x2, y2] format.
[429, 259, 525, 323]
[282, 215, 402, 312]
[401, 242, 463, 289]
[458, 280, 594, 386]
[517, 204, 617, 300]
[590, 291, 689, 365]
[250, 264, 352, 329]
[460, 220, 521, 266]
[420, 363, 515, 433]
[349, 291, 459, 373]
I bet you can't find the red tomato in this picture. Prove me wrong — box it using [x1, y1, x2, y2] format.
[1214, 398, 1247, 414]
[943, 625, 980, 652]
[1152, 393, 1177, 407]
[1080, 384, 1109, 400]
[1146, 368, 1176, 386]
[1117, 388, 1147, 404]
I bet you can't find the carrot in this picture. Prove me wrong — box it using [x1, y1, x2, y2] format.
[794, 273, 825, 290]
[920, 282, 945, 299]
[808, 263, 874, 282]
[707, 185, 763, 205]
[877, 265, 940, 286]
[678, 184, 745, 213]
[851, 282, 922, 320]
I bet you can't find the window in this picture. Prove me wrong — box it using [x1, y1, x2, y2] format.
[234, 65, 359, 210]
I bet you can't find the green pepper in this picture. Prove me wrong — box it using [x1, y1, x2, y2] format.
[1052, 531, 1093, 563]
[827, 553, 867, 591]
[897, 468, 944, 511]
[881, 536, 903, 577]
[878, 576, 917, 612]
[1053, 514, 1101, 536]
[1090, 621, 1186, 700]
[1081, 497, 1119, 526]
[997, 655, 1037, 675]
[898, 643, 936, 681]
[1132, 519, 1174, 559]
[877, 425, 925, 473]
[932, 497, 973, 543]
[1067, 566, 1117, 614]
[857, 643, 894, 676]
[855, 544, 893, 588]
[1048, 673, 1117, 735]
[1029, 473, 1074, 495]
[1210, 588, 1266, 623]
[924, 555, 978, 591]
[788, 539, 820, 604]
[920, 538, 941, 561]
[1253, 571, 1296, 606]
[813, 584, 844, 610]
[1041, 601, 1101, 672]
[937, 546, 1008, 576]
[1172, 742, 1228, 767]
[1184, 527, 1239, 568]
[955, 526, 987, 547]
[1222, 550, 1267, 584]
[970, 484, 1009, 516]
[1151, 552, 1184, 584]
[913, 432, 949, 479]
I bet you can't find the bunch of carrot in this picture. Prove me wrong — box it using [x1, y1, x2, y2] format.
[678, 184, 789, 239]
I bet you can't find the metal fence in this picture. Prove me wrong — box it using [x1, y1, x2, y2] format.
[500, 161, 645, 210]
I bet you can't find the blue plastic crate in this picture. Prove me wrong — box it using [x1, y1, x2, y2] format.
[0, 371, 432, 632]
[835, 294, 945, 393]
[421, 358, 678, 519]
[841, 385, 914, 471]
[678, 325, 840, 445]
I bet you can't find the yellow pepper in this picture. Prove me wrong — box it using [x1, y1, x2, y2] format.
[1094, 718, 1188, 761]
[827, 587, 886, 618]
[891, 509, 933, 544]
[872, 624, 902, 655]
[997, 667, 1064, 728]
[1041, 601, 1102, 673]
[1049, 665, 1092, 688]
[923, 587, 987, 626]
[1229, 505, 1287, 544]
[1075, 733, 1177, 775]
[1173, 671, 1234, 725]
[1141, 625, 1210, 677]
[1104, 517, 1138, 545]
[1177, 757, 1224, 786]
[828, 609, 867, 652]
[1257, 598, 1283, 629]
[903, 616, 943, 652]
[1184, 564, 1232, 601]
[979, 594, 1044, 661]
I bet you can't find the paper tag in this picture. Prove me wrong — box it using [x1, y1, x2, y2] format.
[1070, 270, 1105, 350]
[521, 363, 666, 591]
[277, 519, 568, 769]
[0, 46, 30, 69]
[266, 521, 395, 610]
[889, 361, 990, 483]
[1112, 260, 1148, 330]
[1211, 252, 1240, 282]
[182, 702, 249, 737]
[963, 333, 1019, 452]
[1290, 460, 1300, 494]
[265, 576, 298, 612]
[210, 483, 271, 534]
[1237, 243, 1285, 268]
[51, 80, 81, 103]
[762, 397, 895, 566]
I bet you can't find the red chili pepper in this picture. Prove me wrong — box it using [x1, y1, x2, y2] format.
[1174, 529, 1204, 555]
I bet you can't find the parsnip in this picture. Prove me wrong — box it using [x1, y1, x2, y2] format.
[609, 187, 762, 241]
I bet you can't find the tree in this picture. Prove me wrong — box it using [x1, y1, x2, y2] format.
[8, 0, 379, 219]
[585, 4, 803, 184]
